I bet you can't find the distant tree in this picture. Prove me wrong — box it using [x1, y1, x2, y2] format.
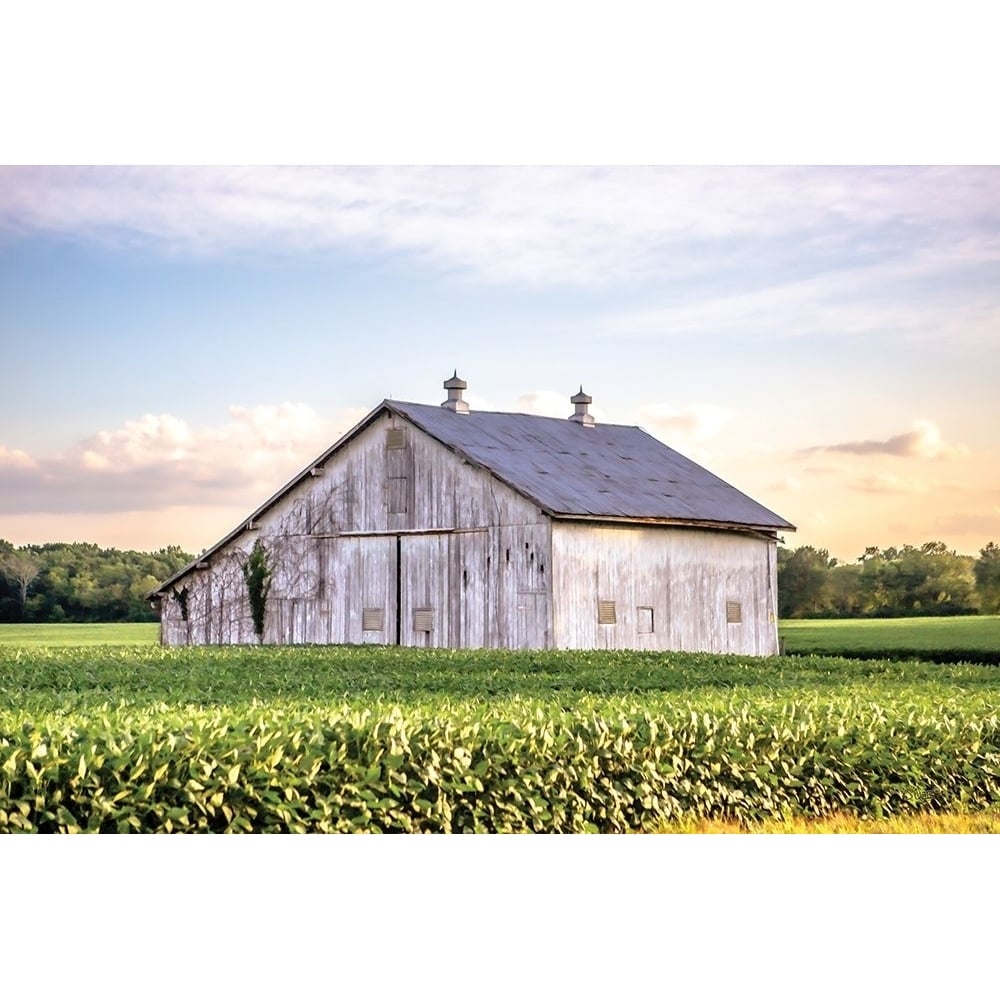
[827, 562, 865, 617]
[778, 546, 835, 618]
[0, 549, 42, 616]
[857, 542, 976, 617]
[975, 542, 1000, 614]
[0, 539, 192, 624]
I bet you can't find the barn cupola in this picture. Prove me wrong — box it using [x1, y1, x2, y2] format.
[441, 370, 470, 414]
[569, 386, 595, 427]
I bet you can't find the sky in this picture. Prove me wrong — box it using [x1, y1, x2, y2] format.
[1, 165, 998, 562]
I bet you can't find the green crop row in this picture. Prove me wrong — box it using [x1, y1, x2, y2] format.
[4, 644, 1000, 710]
[3, 695, 1000, 832]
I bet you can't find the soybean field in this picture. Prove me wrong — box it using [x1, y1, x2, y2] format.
[2, 642, 1000, 832]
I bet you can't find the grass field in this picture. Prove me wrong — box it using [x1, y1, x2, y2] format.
[0, 623, 158, 646]
[779, 615, 1000, 661]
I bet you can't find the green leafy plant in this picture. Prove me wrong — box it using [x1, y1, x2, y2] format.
[241, 541, 272, 643]
[3, 645, 1000, 832]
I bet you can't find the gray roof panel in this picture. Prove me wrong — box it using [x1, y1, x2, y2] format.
[388, 401, 794, 530]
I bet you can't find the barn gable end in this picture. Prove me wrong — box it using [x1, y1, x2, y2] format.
[156, 405, 551, 648]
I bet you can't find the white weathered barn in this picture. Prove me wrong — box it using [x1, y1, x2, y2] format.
[150, 375, 794, 654]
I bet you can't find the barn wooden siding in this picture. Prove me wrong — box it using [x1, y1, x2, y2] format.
[160, 410, 552, 648]
[550, 523, 779, 655]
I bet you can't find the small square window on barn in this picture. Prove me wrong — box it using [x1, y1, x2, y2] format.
[386, 427, 407, 450]
[637, 606, 654, 634]
[726, 600, 743, 624]
[598, 600, 617, 625]
[362, 608, 385, 632]
[388, 477, 408, 514]
[413, 607, 434, 632]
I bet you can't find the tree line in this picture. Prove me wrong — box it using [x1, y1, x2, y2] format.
[0, 540, 193, 623]
[3, 536, 1000, 624]
[777, 541, 1000, 619]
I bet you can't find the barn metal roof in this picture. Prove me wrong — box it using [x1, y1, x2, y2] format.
[387, 401, 794, 531]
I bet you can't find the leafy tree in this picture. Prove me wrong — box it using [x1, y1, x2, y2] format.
[856, 543, 976, 617]
[0, 540, 192, 623]
[827, 562, 865, 617]
[780, 541, 982, 619]
[778, 546, 835, 618]
[975, 542, 1000, 614]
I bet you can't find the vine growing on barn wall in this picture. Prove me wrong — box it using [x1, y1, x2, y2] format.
[242, 540, 273, 643]
[171, 586, 190, 621]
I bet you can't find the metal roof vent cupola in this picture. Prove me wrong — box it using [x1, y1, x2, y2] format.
[441, 370, 470, 414]
[569, 386, 595, 427]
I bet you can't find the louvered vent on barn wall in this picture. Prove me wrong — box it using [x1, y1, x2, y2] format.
[362, 608, 385, 632]
[598, 600, 617, 625]
[413, 608, 434, 632]
[726, 600, 743, 624]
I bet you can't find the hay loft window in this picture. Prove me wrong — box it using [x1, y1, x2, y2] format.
[598, 600, 617, 625]
[413, 607, 434, 632]
[637, 606, 654, 634]
[726, 600, 743, 625]
[388, 477, 408, 514]
[362, 608, 385, 632]
[386, 427, 407, 450]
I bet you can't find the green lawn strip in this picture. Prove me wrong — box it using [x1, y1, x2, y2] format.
[780, 615, 1000, 653]
[0, 623, 159, 646]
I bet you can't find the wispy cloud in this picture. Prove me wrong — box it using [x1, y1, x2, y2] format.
[0, 403, 366, 514]
[637, 403, 730, 442]
[3, 166, 999, 289]
[933, 510, 1000, 537]
[768, 476, 802, 493]
[514, 389, 607, 422]
[515, 390, 575, 419]
[850, 473, 930, 494]
[600, 246, 1000, 344]
[801, 420, 969, 460]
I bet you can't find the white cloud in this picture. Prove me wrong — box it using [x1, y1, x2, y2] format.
[601, 249, 1000, 345]
[514, 389, 608, 423]
[769, 476, 802, 493]
[637, 403, 730, 442]
[515, 390, 570, 418]
[0, 446, 37, 470]
[2, 166, 999, 289]
[850, 473, 930, 494]
[0, 403, 366, 515]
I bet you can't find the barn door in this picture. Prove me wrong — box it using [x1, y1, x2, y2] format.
[516, 592, 547, 649]
[397, 531, 487, 648]
[321, 535, 397, 644]
[398, 533, 450, 647]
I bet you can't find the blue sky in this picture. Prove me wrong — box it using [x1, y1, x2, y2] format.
[1, 165, 998, 559]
